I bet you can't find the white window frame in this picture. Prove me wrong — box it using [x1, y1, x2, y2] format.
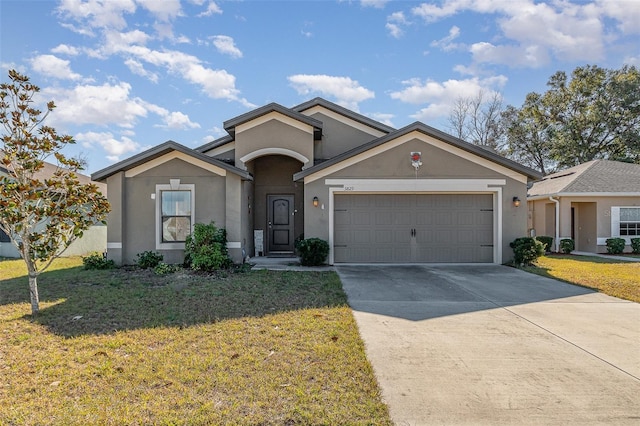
[611, 206, 640, 243]
[156, 181, 195, 250]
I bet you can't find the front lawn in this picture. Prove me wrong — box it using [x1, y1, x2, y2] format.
[0, 257, 392, 425]
[523, 254, 640, 303]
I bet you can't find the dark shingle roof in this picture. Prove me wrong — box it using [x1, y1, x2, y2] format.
[223, 102, 323, 139]
[528, 160, 640, 197]
[91, 140, 252, 182]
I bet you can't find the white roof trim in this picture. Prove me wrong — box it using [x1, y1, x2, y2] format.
[236, 111, 314, 135]
[203, 141, 235, 157]
[301, 105, 387, 137]
[304, 130, 528, 184]
[125, 151, 228, 178]
[239, 147, 309, 167]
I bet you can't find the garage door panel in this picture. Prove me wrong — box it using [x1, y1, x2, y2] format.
[334, 194, 494, 263]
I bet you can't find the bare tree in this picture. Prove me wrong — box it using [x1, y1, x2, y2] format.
[447, 89, 505, 152]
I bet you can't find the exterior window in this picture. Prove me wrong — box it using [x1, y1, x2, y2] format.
[155, 182, 195, 249]
[0, 228, 10, 243]
[161, 190, 191, 242]
[620, 207, 640, 236]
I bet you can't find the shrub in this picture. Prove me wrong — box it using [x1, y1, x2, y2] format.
[136, 251, 163, 269]
[297, 238, 330, 266]
[559, 239, 575, 254]
[631, 238, 640, 254]
[510, 237, 545, 266]
[153, 262, 178, 275]
[605, 238, 626, 255]
[82, 252, 115, 270]
[184, 222, 231, 271]
[536, 236, 554, 252]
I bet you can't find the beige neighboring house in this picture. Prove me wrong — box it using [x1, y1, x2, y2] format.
[92, 98, 541, 266]
[527, 160, 640, 253]
[0, 161, 108, 258]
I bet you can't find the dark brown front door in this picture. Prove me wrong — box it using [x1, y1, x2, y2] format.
[267, 195, 294, 253]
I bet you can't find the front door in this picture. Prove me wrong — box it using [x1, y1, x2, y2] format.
[267, 195, 295, 254]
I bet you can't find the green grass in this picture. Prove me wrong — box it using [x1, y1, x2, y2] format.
[0, 257, 392, 425]
[523, 254, 640, 303]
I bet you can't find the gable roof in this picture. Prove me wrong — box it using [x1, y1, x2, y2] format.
[293, 97, 396, 135]
[528, 160, 640, 198]
[223, 102, 323, 139]
[91, 140, 252, 182]
[293, 122, 542, 181]
[195, 134, 233, 154]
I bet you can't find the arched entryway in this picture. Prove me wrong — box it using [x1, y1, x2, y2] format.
[250, 155, 304, 256]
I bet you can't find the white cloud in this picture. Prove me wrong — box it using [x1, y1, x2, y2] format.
[56, 0, 136, 31]
[431, 25, 461, 52]
[211, 35, 243, 58]
[51, 44, 80, 56]
[198, 1, 222, 17]
[42, 82, 148, 128]
[369, 112, 395, 127]
[162, 111, 201, 130]
[361, 0, 389, 9]
[136, 0, 183, 22]
[288, 74, 374, 111]
[386, 11, 408, 38]
[124, 58, 159, 82]
[389, 75, 507, 121]
[76, 131, 140, 162]
[409, 0, 620, 66]
[30, 55, 81, 80]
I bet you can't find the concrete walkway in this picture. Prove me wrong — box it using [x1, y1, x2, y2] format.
[573, 251, 640, 262]
[336, 264, 640, 425]
[248, 256, 335, 272]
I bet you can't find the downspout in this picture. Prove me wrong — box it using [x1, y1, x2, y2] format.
[549, 196, 560, 252]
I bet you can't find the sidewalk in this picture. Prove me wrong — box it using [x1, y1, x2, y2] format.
[249, 256, 335, 271]
[572, 251, 640, 262]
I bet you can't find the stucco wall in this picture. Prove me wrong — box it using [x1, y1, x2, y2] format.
[120, 158, 227, 265]
[529, 195, 640, 253]
[234, 119, 314, 170]
[305, 111, 384, 160]
[303, 136, 529, 263]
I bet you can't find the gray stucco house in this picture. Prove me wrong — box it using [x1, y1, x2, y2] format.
[528, 160, 640, 253]
[92, 98, 541, 265]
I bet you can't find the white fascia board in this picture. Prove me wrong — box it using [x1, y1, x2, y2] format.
[203, 141, 235, 157]
[324, 178, 506, 192]
[305, 130, 527, 184]
[125, 151, 227, 178]
[236, 111, 314, 135]
[301, 105, 387, 137]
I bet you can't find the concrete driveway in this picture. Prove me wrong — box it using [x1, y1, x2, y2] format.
[336, 264, 640, 425]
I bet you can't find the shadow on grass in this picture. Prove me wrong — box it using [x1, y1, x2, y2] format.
[1, 264, 347, 337]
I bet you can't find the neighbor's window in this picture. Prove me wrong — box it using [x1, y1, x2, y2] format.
[619, 207, 640, 236]
[161, 190, 192, 242]
[0, 228, 10, 243]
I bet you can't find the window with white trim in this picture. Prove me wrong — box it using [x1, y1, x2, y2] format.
[619, 207, 640, 236]
[156, 181, 194, 249]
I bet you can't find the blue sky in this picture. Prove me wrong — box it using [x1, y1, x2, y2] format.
[1, 0, 639, 174]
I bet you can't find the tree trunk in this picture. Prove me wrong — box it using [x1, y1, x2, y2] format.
[29, 272, 39, 316]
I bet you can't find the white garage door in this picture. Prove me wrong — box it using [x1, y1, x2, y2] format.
[334, 194, 494, 263]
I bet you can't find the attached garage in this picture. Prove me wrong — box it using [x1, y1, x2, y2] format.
[334, 193, 494, 263]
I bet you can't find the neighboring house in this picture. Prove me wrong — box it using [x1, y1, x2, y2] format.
[527, 160, 640, 253]
[92, 98, 541, 265]
[0, 162, 108, 258]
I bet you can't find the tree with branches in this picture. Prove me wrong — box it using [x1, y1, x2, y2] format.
[447, 89, 504, 152]
[0, 70, 110, 315]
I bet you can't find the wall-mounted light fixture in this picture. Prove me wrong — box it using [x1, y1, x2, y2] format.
[513, 196, 521, 207]
[313, 196, 319, 207]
